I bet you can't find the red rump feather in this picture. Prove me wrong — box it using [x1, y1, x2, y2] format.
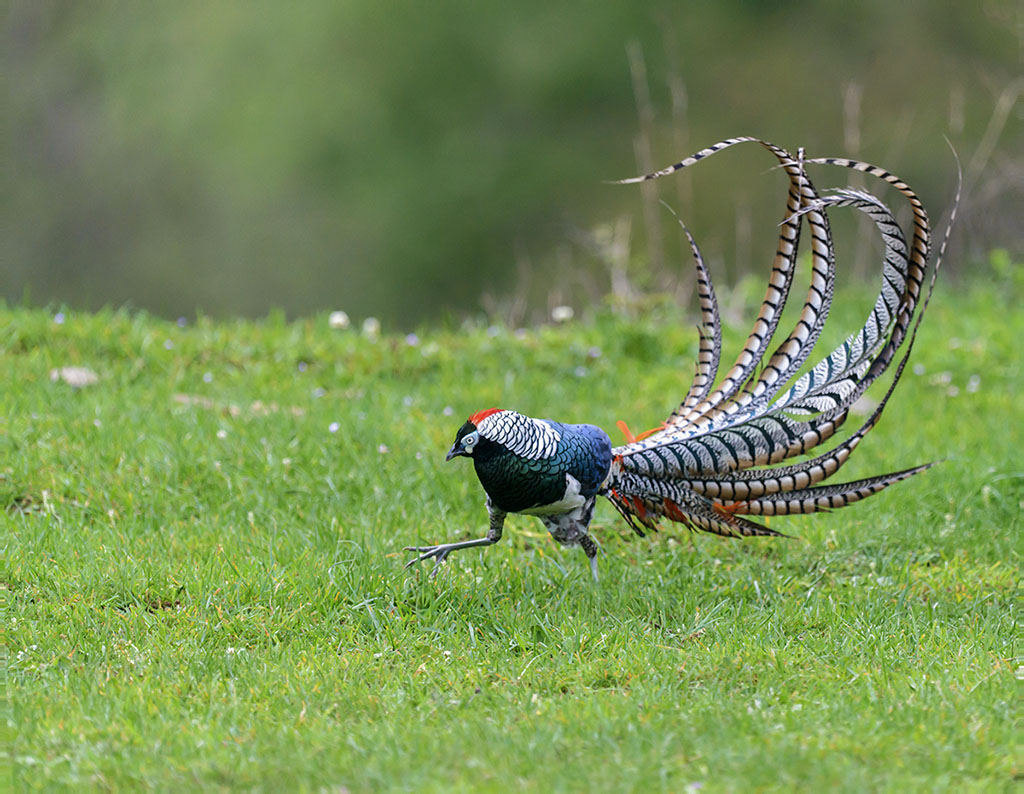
[468, 408, 503, 426]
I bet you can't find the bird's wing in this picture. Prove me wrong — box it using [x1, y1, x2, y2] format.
[554, 422, 612, 498]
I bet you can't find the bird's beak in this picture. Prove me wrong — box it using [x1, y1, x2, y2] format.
[445, 443, 464, 462]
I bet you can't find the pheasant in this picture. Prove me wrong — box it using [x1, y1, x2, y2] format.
[405, 136, 958, 580]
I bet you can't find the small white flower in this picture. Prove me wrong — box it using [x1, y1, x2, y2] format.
[164, 340, 174, 350]
[574, 366, 588, 378]
[913, 364, 925, 376]
[551, 305, 574, 323]
[378, 444, 390, 454]
[202, 372, 213, 383]
[362, 317, 381, 338]
[50, 366, 99, 387]
[216, 429, 228, 439]
[328, 311, 350, 330]
[442, 406, 454, 417]
[405, 333, 420, 347]
[54, 312, 66, 325]
[328, 422, 340, 433]
[966, 375, 980, 393]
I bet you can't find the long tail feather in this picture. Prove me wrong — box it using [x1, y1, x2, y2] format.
[728, 463, 937, 516]
[602, 137, 955, 540]
[617, 138, 824, 436]
[669, 214, 722, 416]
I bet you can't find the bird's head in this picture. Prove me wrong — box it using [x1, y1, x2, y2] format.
[446, 408, 504, 461]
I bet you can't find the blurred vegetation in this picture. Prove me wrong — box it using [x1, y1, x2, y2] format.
[8, 0, 1022, 327]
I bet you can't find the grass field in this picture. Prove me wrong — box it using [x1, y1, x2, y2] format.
[5, 253, 1021, 791]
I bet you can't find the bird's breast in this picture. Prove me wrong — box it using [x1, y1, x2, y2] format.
[473, 454, 570, 514]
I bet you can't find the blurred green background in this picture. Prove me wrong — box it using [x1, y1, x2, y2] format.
[8, 1, 1021, 328]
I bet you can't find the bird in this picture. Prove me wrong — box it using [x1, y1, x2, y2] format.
[405, 136, 958, 580]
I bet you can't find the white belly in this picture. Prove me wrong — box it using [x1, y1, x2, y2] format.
[520, 473, 586, 516]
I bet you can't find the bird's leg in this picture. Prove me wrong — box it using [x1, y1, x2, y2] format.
[539, 497, 602, 582]
[579, 534, 600, 582]
[404, 500, 506, 576]
[578, 497, 600, 582]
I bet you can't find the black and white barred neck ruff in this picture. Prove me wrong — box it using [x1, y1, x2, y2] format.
[476, 411, 561, 460]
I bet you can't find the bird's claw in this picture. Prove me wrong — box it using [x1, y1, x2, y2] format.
[403, 544, 453, 575]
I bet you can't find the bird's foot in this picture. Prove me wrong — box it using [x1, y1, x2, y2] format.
[403, 535, 497, 576]
[403, 543, 456, 575]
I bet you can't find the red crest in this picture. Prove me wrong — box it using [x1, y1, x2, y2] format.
[468, 407, 503, 426]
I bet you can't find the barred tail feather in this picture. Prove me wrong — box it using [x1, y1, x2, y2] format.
[727, 463, 937, 516]
[617, 137, 817, 436]
[602, 137, 954, 544]
[671, 218, 722, 416]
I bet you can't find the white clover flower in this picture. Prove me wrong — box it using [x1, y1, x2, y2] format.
[362, 317, 381, 338]
[328, 311, 350, 330]
[50, 366, 99, 387]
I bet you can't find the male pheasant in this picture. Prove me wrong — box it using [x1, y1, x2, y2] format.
[405, 137, 958, 580]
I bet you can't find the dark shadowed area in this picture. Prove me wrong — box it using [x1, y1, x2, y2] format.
[8, 1, 1021, 327]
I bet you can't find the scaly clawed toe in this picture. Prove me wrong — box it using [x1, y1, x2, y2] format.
[403, 544, 453, 574]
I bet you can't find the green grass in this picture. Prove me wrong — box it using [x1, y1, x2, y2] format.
[5, 258, 1021, 791]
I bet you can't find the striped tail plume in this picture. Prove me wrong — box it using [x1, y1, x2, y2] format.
[602, 137, 959, 540]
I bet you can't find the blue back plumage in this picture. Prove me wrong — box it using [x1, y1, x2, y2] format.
[547, 420, 612, 497]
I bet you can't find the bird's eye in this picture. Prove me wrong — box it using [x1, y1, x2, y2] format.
[463, 431, 479, 450]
